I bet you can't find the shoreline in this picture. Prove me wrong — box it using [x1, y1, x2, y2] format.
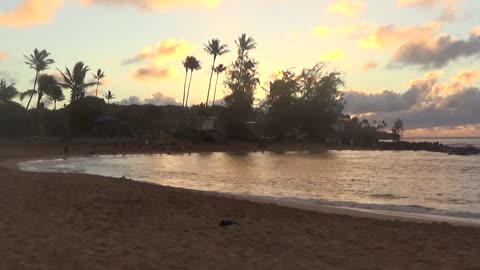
[9, 149, 480, 228]
[2, 143, 480, 269]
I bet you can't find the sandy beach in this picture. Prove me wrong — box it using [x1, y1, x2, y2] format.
[2, 142, 480, 269]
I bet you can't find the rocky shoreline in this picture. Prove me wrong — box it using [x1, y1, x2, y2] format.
[380, 141, 480, 156]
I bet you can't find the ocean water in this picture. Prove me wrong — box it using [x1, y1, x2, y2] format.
[19, 150, 480, 220]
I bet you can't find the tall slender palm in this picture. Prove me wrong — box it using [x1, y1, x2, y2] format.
[212, 64, 227, 106]
[93, 69, 105, 97]
[235, 34, 257, 60]
[36, 74, 58, 109]
[204, 39, 229, 107]
[24, 49, 54, 111]
[58, 62, 96, 103]
[103, 90, 116, 104]
[185, 57, 201, 107]
[0, 79, 18, 104]
[182, 56, 194, 107]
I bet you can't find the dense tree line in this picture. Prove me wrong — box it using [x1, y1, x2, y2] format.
[0, 34, 403, 142]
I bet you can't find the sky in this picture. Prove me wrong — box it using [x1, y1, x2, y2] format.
[0, 0, 479, 137]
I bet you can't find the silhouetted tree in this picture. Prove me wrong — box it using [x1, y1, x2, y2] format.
[93, 69, 105, 97]
[45, 84, 65, 110]
[212, 64, 227, 106]
[36, 74, 58, 109]
[0, 79, 18, 104]
[58, 62, 96, 103]
[297, 63, 345, 141]
[184, 57, 201, 107]
[224, 34, 259, 138]
[204, 39, 229, 107]
[264, 70, 300, 139]
[392, 119, 404, 142]
[103, 90, 116, 104]
[24, 49, 54, 111]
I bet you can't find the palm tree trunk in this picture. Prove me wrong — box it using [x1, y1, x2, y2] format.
[205, 56, 216, 108]
[185, 70, 194, 107]
[36, 91, 43, 110]
[95, 80, 100, 97]
[54, 100, 57, 111]
[182, 69, 188, 107]
[212, 72, 220, 106]
[25, 71, 38, 111]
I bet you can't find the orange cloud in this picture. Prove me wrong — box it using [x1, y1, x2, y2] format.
[131, 65, 180, 80]
[0, 0, 63, 27]
[326, 0, 366, 17]
[398, 0, 461, 7]
[1, 0, 220, 27]
[124, 38, 195, 64]
[320, 49, 346, 61]
[361, 61, 377, 70]
[358, 22, 441, 49]
[80, 0, 220, 10]
[0, 51, 8, 62]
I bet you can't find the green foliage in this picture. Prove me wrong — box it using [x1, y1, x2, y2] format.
[204, 39, 230, 107]
[103, 90, 116, 104]
[392, 119, 404, 141]
[24, 48, 54, 111]
[37, 74, 59, 109]
[224, 34, 259, 139]
[93, 68, 106, 97]
[0, 79, 18, 104]
[58, 62, 96, 102]
[183, 56, 201, 107]
[264, 63, 345, 141]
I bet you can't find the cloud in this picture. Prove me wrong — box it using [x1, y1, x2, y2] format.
[0, 51, 8, 62]
[0, 0, 63, 27]
[361, 61, 377, 70]
[397, 0, 461, 8]
[131, 65, 179, 80]
[118, 96, 142, 105]
[390, 26, 480, 68]
[118, 92, 180, 106]
[326, 0, 366, 17]
[358, 22, 441, 49]
[80, 0, 220, 11]
[312, 26, 331, 39]
[405, 124, 480, 137]
[124, 38, 195, 65]
[320, 49, 346, 61]
[144, 91, 181, 105]
[344, 68, 480, 130]
[1, 0, 220, 27]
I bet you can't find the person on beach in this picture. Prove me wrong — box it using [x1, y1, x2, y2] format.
[64, 143, 69, 157]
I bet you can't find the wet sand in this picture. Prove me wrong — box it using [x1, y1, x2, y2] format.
[1, 143, 480, 269]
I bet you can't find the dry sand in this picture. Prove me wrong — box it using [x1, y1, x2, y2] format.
[1, 142, 480, 269]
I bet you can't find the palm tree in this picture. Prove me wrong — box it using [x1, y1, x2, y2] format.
[182, 56, 194, 107]
[36, 74, 58, 109]
[235, 34, 257, 59]
[46, 84, 64, 110]
[24, 49, 54, 111]
[58, 62, 96, 103]
[93, 69, 105, 97]
[204, 39, 229, 107]
[184, 57, 201, 107]
[103, 90, 116, 104]
[0, 79, 18, 104]
[212, 64, 227, 106]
